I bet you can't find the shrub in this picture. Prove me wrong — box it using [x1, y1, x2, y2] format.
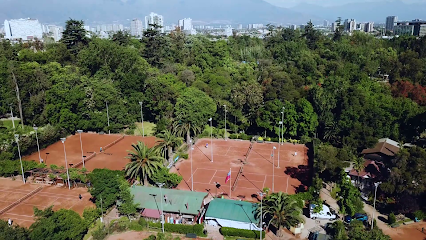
[388, 212, 396, 224]
[148, 222, 204, 236]
[83, 207, 101, 227]
[129, 221, 144, 231]
[92, 224, 108, 240]
[220, 227, 263, 239]
[414, 210, 425, 220]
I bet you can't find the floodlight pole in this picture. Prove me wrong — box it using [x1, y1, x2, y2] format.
[278, 121, 282, 168]
[14, 134, 25, 184]
[33, 126, 42, 163]
[281, 108, 285, 145]
[77, 130, 84, 168]
[10, 105, 15, 129]
[190, 139, 194, 191]
[371, 182, 381, 230]
[209, 118, 213, 163]
[139, 101, 145, 137]
[257, 192, 265, 240]
[157, 182, 165, 233]
[272, 146, 276, 192]
[61, 138, 71, 190]
[223, 105, 227, 141]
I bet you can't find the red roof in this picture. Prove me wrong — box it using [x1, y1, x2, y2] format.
[141, 208, 160, 219]
[348, 160, 382, 179]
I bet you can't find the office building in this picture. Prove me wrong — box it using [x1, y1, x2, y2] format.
[364, 22, 374, 32]
[331, 22, 337, 31]
[290, 25, 297, 30]
[386, 16, 398, 32]
[145, 12, 164, 33]
[47, 25, 63, 42]
[130, 19, 143, 37]
[4, 18, 43, 41]
[178, 18, 192, 31]
[358, 23, 365, 31]
[348, 19, 356, 32]
[394, 19, 426, 36]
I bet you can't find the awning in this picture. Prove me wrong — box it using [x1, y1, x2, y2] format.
[142, 208, 160, 219]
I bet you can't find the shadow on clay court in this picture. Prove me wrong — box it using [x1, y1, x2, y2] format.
[250, 149, 273, 165]
[241, 174, 262, 192]
[285, 165, 311, 187]
[194, 145, 212, 162]
[173, 166, 191, 191]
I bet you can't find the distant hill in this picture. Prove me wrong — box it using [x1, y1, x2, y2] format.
[289, 0, 426, 23]
[0, 0, 319, 26]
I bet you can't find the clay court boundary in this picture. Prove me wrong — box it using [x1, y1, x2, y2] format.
[0, 186, 43, 216]
[231, 165, 244, 191]
[103, 135, 125, 151]
[72, 152, 97, 168]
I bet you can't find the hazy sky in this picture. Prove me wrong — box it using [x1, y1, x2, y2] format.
[265, 0, 426, 8]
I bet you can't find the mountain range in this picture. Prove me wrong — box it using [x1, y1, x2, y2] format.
[0, 0, 425, 26]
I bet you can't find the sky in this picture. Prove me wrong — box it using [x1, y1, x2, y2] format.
[264, 0, 426, 8]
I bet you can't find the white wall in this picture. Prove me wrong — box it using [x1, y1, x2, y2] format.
[205, 217, 261, 231]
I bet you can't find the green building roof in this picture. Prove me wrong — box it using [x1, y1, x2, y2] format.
[205, 198, 259, 224]
[130, 186, 208, 215]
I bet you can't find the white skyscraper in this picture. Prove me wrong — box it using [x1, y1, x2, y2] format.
[4, 18, 43, 41]
[145, 12, 164, 33]
[324, 20, 329, 27]
[48, 25, 63, 42]
[130, 19, 143, 37]
[364, 22, 374, 32]
[178, 18, 196, 35]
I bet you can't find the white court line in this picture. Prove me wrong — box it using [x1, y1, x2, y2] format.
[208, 170, 217, 184]
[225, 146, 231, 156]
[188, 168, 198, 182]
[263, 175, 266, 188]
[2, 212, 34, 218]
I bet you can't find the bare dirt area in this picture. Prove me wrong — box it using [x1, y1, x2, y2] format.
[106, 230, 197, 240]
[172, 138, 309, 201]
[0, 178, 95, 228]
[383, 222, 426, 240]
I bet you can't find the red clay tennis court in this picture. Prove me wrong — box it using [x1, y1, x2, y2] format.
[172, 138, 309, 201]
[24, 133, 158, 171]
[0, 178, 95, 228]
[81, 136, 157, 171]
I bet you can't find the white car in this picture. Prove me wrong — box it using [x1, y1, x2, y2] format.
[309, 204, 337, 220]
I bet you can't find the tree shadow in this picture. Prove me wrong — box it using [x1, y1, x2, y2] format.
[285, 165, 310, 187]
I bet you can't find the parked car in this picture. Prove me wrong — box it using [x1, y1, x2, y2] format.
[309, 204, 338, 220]
[344, 213, 368, 223]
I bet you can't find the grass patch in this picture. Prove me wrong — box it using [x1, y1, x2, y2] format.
[0, 119, 21, 129]
[134, 122, 156, 136]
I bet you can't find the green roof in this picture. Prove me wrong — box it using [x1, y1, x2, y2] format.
[130, 186, 208, 215]
[205, 198, 259, 224]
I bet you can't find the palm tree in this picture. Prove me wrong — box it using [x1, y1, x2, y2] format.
[257, 192, 304, 237]
[125, 141, 164, 186]
[353, 156, 365, 187]
[156, 130, 184, 164]
[173, 120, 202, 144]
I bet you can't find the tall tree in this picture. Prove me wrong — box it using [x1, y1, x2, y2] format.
[257, 192, 304, 237]
[60, 19, 88, 55]
[125, 141, 163, 186]
[156, 130, 184, 164]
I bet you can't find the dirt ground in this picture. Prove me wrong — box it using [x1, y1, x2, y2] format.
[0, 178, 95, 228]
[106, 230, 197, 240]
[172, 139, 309, 201]
[81, 136, 157, 171]
[383, 221, 426, 240]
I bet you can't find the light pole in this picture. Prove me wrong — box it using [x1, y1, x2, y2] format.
[33, 126, 42, 164]
[139, 101, 145, 137]
[278, 121, 282, 168]
[14, 134, 25, 184]
[272, 146, 276, 192]
[257, 191, 265, 240]
[105, 100, 110, 134]
[281, 108, 285, 145]
[60, 138, 71, 190]
[157, 182, 165, 233]
[10, 105, 15, 129]
[371, 182, 382, 229]
[190, 139, 194, 191]
[223, 105, 227, 141]
[77, 130, 85, 168]
[209, 118, 213, 163]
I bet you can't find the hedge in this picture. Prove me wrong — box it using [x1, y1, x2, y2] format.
[148, 222, 204, 236]
[220, 227, 264, 239]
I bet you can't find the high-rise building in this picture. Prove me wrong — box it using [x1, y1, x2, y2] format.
[394, 19, 426, 37]
[331, 22, 337, 31]
[324, 20, 329, 27]
[4, 18, 43, 41]
[47, 25, 63, 42]
[364, 22, 374, 32]
[145, 12, 164, 33]
[386, 16, 398, 32]
[348, 19, 356, 32]
[178, 18, 192, 31]
[131, 19, 143, 37]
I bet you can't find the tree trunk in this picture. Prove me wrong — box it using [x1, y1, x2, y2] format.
[277, 226, 284, 238]
[168, 146, 173, 164]
[10, 68, 24, 128]
[186, 127, 191, 145]
[143, 174, 148, 186]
